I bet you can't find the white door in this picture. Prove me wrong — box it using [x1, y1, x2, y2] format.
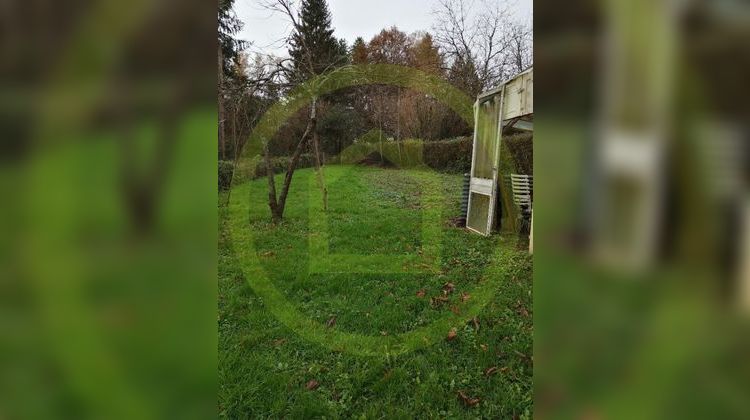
[466, 88, 504, 235]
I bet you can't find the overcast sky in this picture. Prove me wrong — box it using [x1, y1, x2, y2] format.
[234, 0, 532, 58]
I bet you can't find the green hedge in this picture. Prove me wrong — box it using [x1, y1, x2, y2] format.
[248, 134, 530, 180]
[338, 137, 473, 173]
[503, 133, 533, 175]
[423, 137, 473, 173]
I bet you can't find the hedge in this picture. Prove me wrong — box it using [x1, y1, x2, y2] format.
[503, 132, 533, 175]
[337, 137, 473, 173]
[249, 139, 469, 179]
[246, 134, 531, 180]
[422, 137, 473, 173]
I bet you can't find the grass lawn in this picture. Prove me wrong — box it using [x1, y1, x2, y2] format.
[219, 165, 532, 418]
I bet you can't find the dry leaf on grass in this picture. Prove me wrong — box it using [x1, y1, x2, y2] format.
[446, 328, 458, 341]
[430, 296, 449, 308]
[450, 305, 461, 315]
[260, 251, 276, 257]
[470, 316, 480, 331]
[484, 366, 508, 376]
[325, 316, 336, 328]
[480, 344, 488, 352]
[514, 300, 530, 318]
[442, 282, 455, 295]
[460, 292, 471, 302]
[272, 338, 287, 347]
[305, 380, 319, 390]
[416, 289, 426, 298]
[514, 350, 533, 365]
[457, 391, 480, 407]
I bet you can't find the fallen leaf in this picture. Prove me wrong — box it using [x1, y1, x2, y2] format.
[305, 380, 319, 390]
[514, 350, 532, 365]
[480, 344, 488, 352]
[430, 296, 449, 308]
[484, 366, 499, 376]
[450, 305, 461, 315]
[416, 289, 426, 298]
[470, 316, 480, 331]
[457, 390, 480, 407]
[326, 316, 336, 328]
[272, 338, 287, 347]
[460, 292, 471, 302]
[442, 282, 455, 295]
[446, 328, 457, 341]
[260, 251, 275, 257]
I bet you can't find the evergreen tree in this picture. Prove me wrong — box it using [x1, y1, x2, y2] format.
[337, 38, 349, 64]
[287, 0, 344, 82]
[218, 0, 245, 78]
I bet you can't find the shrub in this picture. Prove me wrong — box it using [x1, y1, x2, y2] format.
[330, 137, 473, 172]
[423, 136, 473, 173]
[218, 160, 234, 191]
[247, 134, 526, 180]
[503, 133, 533, 175]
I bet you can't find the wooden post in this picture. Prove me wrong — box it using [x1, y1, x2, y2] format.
[310, 97, 328, 210]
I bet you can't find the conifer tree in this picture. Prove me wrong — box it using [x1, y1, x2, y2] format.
[287, 0, 344, 82]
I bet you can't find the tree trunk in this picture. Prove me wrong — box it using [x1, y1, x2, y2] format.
[218, 47, 226, 160]
[265, 143, 279, 220]
[120, 92, 181, 234]
[266, 104, 316, 222]
[310, 114, 328, 210]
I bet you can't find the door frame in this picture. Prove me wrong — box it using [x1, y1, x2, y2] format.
[466, 85, 505, 236]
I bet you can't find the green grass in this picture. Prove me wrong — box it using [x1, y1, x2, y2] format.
[219, 165, 532, 418]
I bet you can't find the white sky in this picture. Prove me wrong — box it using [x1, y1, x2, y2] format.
[234, 0, 532, 58]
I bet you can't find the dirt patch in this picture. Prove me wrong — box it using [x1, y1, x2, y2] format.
[446, 216, 466, 228]
[357, 151, 395, 168]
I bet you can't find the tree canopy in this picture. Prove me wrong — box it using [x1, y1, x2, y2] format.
[288, 0, 347, 82]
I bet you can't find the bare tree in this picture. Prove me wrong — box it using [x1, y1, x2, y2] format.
[258, 0, 340, 221]
[433, 0, 531, 90]
[507, 21, 532, 75]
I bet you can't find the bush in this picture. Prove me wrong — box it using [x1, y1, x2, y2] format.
[247, 134, 527, 179]
[218, 160, 234, 191]
[503, 133, 533, 175]
[423, 136, 473, 173]
[337, 137, 472, 173]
